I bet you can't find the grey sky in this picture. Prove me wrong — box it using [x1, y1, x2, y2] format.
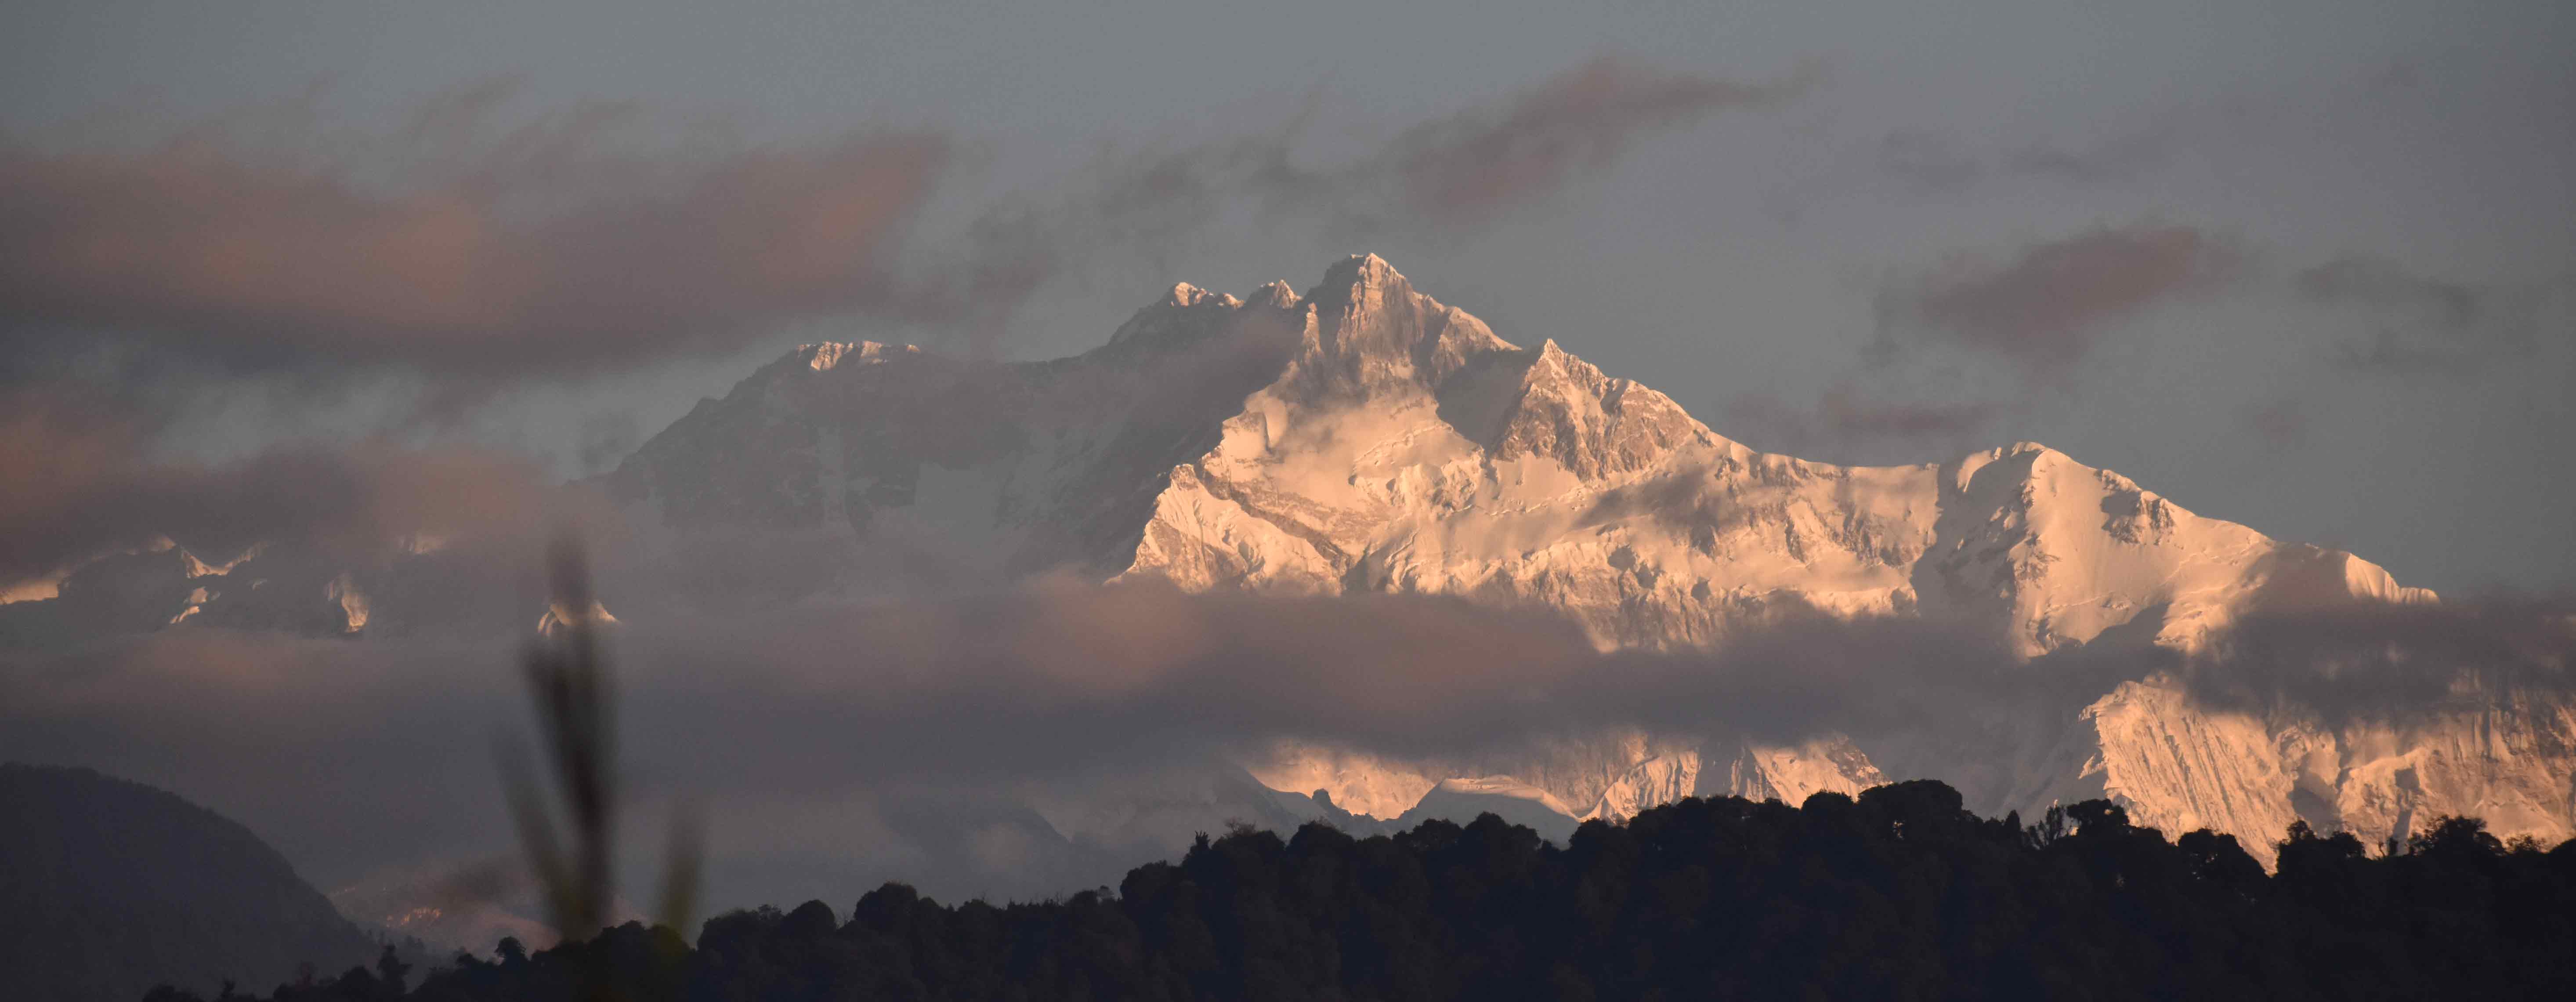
[4, 0, 2570, 597]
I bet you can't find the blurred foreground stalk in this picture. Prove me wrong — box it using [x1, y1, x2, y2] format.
[501, 537, 698, 998]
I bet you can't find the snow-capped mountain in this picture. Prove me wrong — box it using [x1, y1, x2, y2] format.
[599, 254, 2570, 861]
[13, 254, 2563, 871]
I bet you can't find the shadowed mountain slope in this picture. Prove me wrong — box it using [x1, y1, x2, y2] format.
[0, 764, 378, 1002]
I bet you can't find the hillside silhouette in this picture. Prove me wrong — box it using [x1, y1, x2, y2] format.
[0, 763, 380, 1002]
[147, 780, 2576, 1002]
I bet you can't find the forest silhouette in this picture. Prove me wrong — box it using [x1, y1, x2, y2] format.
[57, 462, 2576, 1002]
[145, 781, 2576, 1002]
[130, 548, 2576, 1000]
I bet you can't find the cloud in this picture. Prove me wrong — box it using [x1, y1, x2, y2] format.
[0, 387, 599, 589]
[1727, 382, 2001, 454]
[7, 547, 2561, 909]
[832, 55, 1809, 359]
[2178, 597, 2576, 727]
[1318, 54, 1812, 234]
[1866, 118, 2181, 197]
[0, 108, 950, 379]
[573, 411, 640, 476]
[2295, 254, 2558, 375]
[1876, 130, 1984, 193]
[5, 58, 1804, 374]
[1013, 54, 1805, 246]
[2297, 255, 2485, 329]
[1878, 223, 2243, 370]
[0, 577, 2031, 904]
[0, 628, 528, 887]
[612, 580, 2026, 780]
[2003, 123, 2181, 184]
[2326, 330, 2487, 375]
[2239, 399, 2307, 448]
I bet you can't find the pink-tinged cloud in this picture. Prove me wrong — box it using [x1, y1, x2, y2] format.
[2240, 399, 2308, 447]
[1371, 54, 1811, 230]
[1883, 224, 2240, 369]
[1724, 384, 2000, 455]
[2294, 254, 2562, 375]
[0, 129, 948, 375]
[0, 389, 600, 586]
[0, 59, 1798, 373]
[1041, 55, 1810, 250]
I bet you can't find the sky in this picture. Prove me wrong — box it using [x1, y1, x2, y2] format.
[3, 0, 2574, 923]
[3, 0, 2569, 594]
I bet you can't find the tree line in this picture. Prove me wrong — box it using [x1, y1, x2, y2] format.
[147, 781, 2576, 1001]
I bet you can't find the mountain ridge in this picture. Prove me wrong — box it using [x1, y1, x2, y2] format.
[6, 254, 2558, 876]
[594, 254, 2549, 864]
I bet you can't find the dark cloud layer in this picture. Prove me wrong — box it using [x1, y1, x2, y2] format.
[2239, 399, 2308, 448]
[0, 388, 597, 587]
[1878, 223, 2241, 370]
[1877, 130, 1984, 193]
[3, 56, 1802, 388]
[1080, 54, 1809, 241]
[2298, 255, 2485, 330]
[2001, 123, 2181, 184]
[1320, 55, 1810, 234]
[2182, 598, 2576, 727]
[572, 411, 640, 476]
[7, 560, 2561, 910]
[618, 580, 2022, 784]
[934, 55, 1807, 354]
[1726, 382, 2001, 455]
[0, 574, 2027, 886]
[0, 581, 2037, 912]
[1866, 118, 2182, 199]
[2296, 254, 2559, 375]
[0, 121, 949, 377]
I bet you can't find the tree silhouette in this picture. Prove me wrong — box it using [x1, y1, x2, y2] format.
[141, 785, 2576, 1002]
[120, 569, 2576, 1002]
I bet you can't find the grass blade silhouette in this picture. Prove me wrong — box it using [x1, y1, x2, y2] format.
[500, 535, 699, 998]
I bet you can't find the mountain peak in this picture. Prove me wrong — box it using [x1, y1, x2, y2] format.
[1326, 252, 1400, 285]
[1245, 280, 1301, 309]
[1105, 280, 1251, 351]
[1278, 253, 1519, 397]
[792, 341, 918, 372]
[1162, 281, 1233, 308]
[1307, 253, 1415, 318]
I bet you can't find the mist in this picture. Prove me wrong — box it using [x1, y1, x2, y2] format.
[11, 523, 2566, 915]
